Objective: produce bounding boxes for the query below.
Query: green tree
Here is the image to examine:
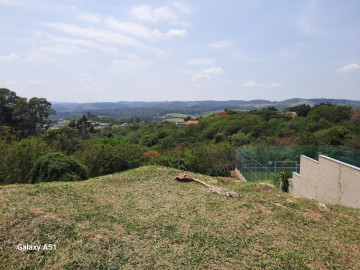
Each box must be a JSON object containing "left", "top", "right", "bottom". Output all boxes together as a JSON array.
[
  {"left": 75, "top": 114, "right": 90, "bottom": 139},
  {"left": 185, "top": 143, "right": 235, "bottom": 176},
  {"left": 76, "top": 143, "right": 147, "bottom": 177},
  {"left": 30, "top": 153, "right": 87, "bottom": 183},
  {"left": 0, "top": 137, "right": 53, "bottom": 184},
  {"left": 307, "top": 104, "right": 352, "bottom": 123},
  {"left": 0, "top": 88, "right": 19, "bottom": 126},
  {"left": 12, "top": 97, "right": 55, "bottom": 136},
  {"left": 44, "top": 127, "right": 81, "bottom": 155},
  {"left": 286, "top": 104, "right": 312, "bottom": 117}
]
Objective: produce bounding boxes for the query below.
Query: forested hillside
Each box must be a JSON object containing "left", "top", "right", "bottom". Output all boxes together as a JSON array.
[
  {"left": 1, "top": 88, "right": 359, "bottom": 185},
  {"left": 51, "top": 98, "right": 360, "bottom": 121}
]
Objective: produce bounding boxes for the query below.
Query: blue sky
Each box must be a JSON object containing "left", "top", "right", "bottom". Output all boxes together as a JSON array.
[{"left": 0, "top": 0, "right": 359, "bottom": 102}]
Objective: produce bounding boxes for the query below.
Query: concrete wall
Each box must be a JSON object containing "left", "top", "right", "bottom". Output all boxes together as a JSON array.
[{"left": 289, "top": 155, "right": 360, "bottom": 209}]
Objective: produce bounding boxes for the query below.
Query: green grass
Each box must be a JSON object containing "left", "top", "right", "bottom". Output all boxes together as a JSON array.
[
  {"left": 241, "top": 171, "right": 283, "bottom": 188},
  {"left": 154, "top": 113, "right": 198, "bottom": 122},
  {"left": 1, "top": 166, "right": 359, "bottom": 269}
]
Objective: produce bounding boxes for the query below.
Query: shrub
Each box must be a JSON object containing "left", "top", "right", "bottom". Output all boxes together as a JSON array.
[
  {"left": 43, "top": 127, "right": 81, "bottom": 155},
  {"left": 30, "top": 153, "right": 87, "bottom": 183},
  {"left": 75, "top": 143, "right": 147, "bottom": 177},
  {"left": 0, "top": 137, "right": 53, "bottom": 184},
  {"left": 153, "top": 149, "right": 190, "bottom": 171},
  {"left": 275, "top": 171, "right": 292, "bottom": 192},
  {"left": 185, "top": 143, "right": 235, "bottom": 176}
]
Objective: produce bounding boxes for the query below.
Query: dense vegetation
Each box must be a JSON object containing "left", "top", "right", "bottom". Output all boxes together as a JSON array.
[
  {"left": 51, "top": 98, "right": 360, "bottom": 121},
  {"left": 30, "top": 153, "right": 87, "bottom": 184},
  {"left": 0, "top": 88, "right": 55, "bottom": 137},
  {"left": 1, "top": 88, "right": 360, "bottom": 185}
]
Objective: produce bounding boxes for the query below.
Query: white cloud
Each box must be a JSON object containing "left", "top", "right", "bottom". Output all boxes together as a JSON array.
[
  {"left": 105, "top": 17, "right": 162, "bottom": 40},
  {"left": 242, "top": 80, "right": 262, "bottom": 87},
  {"left": 26, "top": 43, "right": 89, "bottom": 61},
  {"left": 105, "top": 17, "right": 186, "bottom": 39},
  {"left": 210, "top": 40, "right": 232, "bottom": 49},
  {"left": 27, "top": 80, "right": 42, "bottom": 85},
  {"left": 269, "top": 82, "right": 283, "bottom": 88},
  {"left": 131, "top": 5, "right": 177, "bottom": 23},
  {"left": 110, "top": 54, "right": 152, "bottom": 74},
  {"left": 203, "top": 67, "right": 224, "bottom": 74},
  {"left": 242, "top": 80, "right": 283, "bottom": 88},
  {"left": 45, "top": 22, "right": 165, "bottom": 55},
  {"left": 79, "top": 13, "right": 101, "bottom": 24},
  {"left": 192, "top": 74, "right": 211, "bottom": 80},
  {"left": 192, "top": 67, "right": 224, "bottom": 80},
  {"left": 45, "top": 22, "right": 144, "bottom": 48},
  {"left": 166, "top": 29, "right": 186, "bottom": 38},
  {"left": 46, "top": 36, "right": 119, "bottom": 54},
  {"left": 0, "top": 53, "right": 19, "bottom": 61},
  {"left": 187, "top": 58, "right": 215, "bottom": 65},
  {"left": 172, "top": 2, "right": 192, "bottom": 13},
  {"left": 337, "top": 63, "right": 360, "bottom": 73}
]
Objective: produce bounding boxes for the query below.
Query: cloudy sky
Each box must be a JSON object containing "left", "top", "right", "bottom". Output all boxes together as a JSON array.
[{"left": 0, "top": 0, "right": 359, "bottom": 102}]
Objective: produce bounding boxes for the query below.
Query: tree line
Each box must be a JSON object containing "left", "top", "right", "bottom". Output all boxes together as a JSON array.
[{"left": 1, "top": 88, "right": 359, "bottom": 185}]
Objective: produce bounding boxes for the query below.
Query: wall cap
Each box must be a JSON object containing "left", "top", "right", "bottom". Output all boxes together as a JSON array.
[
  {"left": 318, "top": 155, "right": 360, "bottom": 171},
  {"left": 300, "top": 155, "right": 318, "bottom": 163}
]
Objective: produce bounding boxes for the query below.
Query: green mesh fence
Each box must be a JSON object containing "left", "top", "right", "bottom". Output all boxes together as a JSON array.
[{"left": 236, "top": 145, "right": 360, "bottom": 182}]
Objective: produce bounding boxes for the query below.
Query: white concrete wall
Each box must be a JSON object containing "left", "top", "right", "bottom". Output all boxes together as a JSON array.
[{"left": 289, "top": 155, "right": 360, "bottom": 209}]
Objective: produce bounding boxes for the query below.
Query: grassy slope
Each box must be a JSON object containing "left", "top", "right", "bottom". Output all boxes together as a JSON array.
[{"left": 0, "top": 166, "right": 359, "bottom": 269}]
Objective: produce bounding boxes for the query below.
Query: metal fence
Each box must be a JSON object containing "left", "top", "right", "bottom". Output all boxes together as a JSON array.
[
  {"left": 236, "top": 145, "right": 360, "bottom": 182},
  {"left": 236, "top": 148, "right": 276, "bottom": 181}
]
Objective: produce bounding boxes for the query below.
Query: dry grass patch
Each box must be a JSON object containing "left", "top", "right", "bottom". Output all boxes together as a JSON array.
[{"left": 1, "top": 166, "right": 359, "bottom": 269}]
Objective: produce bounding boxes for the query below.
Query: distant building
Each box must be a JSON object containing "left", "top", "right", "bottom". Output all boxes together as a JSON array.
[
  {"left": 90, "top": 122, "right": 110, "bottom": 127},
  {"left": 186, "top": 120, "right": 199, "bottom": 125},
  {"left": 49, "top": 119, "right": 70, "bottom": 129},
  {"left": 218, "top": 111, "right": 227, "bottom": 115},
  {"left": 351, "top": 111, "right": 360, "bottom": 122},
  {"left": 176, "top": 121, "right": 187, "bottom": 125},
  {"left": 284, "top": 111, "right": 297, "bottom": 118}
]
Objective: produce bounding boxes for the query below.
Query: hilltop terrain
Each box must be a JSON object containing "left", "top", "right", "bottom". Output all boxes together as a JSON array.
[
  {"left": 51, "top": 98, "right": 360, "bottom": 121},
  {"left": 1, "top": 166, "right": 359, "bottom": 269}
]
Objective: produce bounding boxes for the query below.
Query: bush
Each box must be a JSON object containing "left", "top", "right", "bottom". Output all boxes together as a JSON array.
[
  {"left": 185, "top": 143, "right": 235, "bottom": 176},
  {"left": 152, "top": 149, "right": 190, "bottom": 171},
  {"left": 75, "top": 143, "right": 147, "bottom": 177},
  {"left": 0, "top": 137, "right": 53, "bottom": 184},
  {"left": 30, "top": 153, "right": 87, "bottom": 183},
  {"left": 275, "top": 171, "right": 292, "bottom": 192}
]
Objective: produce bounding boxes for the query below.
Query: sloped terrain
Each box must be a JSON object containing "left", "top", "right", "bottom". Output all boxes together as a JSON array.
[{"left": 1, "top": 166, "right": 359, "bottom": 269}]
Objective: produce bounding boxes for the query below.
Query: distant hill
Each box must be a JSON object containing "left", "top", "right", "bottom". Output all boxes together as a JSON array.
[{"left": 50, "top": 98, "right": 360, "bottom": 120}]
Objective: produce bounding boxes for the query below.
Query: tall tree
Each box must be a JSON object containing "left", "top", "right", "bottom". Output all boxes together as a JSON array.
[
  {"left": 13, "top": 97, "right": 55, "bottom": 136},
  {"left": 0, "top": 89, "right": 55, "bottom": 136},
  {"left": 0, "top": 88, "right": 19, "bottom": 126}
]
